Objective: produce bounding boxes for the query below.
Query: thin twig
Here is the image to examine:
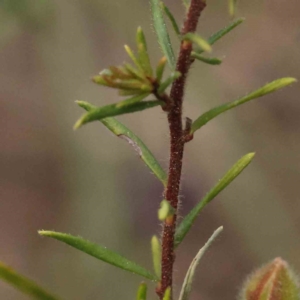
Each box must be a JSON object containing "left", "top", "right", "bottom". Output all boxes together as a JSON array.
[{"left": 157, "top": 1, "right": 207, "bottom": 299}]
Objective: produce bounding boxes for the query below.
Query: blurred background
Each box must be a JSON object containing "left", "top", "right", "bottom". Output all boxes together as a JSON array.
[{"left": 1, "top": 0, "right": 300, "bottom": 299}]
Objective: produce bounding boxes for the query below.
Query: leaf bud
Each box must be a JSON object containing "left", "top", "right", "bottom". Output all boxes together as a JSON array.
[{"left": 239, "top": 257, "right": 300, "bottom": 300}]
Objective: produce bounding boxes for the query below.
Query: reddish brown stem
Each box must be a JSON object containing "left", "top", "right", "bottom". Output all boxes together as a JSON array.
[{"left": 157, "top": 1, "right": 207, "bottom": 299}]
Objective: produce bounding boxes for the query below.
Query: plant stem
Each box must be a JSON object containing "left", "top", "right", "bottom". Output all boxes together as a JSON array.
[{"left": 158, "top": 1, "right": 207, "bottom": 299}]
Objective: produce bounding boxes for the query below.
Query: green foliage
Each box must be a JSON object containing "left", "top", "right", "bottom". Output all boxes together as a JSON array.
[
  {"left": 183, "top": 33, "right": 212, "bottom": 52},
  {"left": 115, "top": 93, "right": 151, "bottom": 107},
  {"left": 156, "top": 57, "right": 167, "bottom": 83},
  {"left": 151, "top": 236, "right": 162, "bottom": 278},
  {"left": 39, "top": 231, "right": 158, "bottom": 281},
  {"left": 136, "top": 27, "right": 153, "bottom": 77},
  {"left": 229, "top": 0, "right": 238, "bottom": 17},
  {"left": 136, "top": 283, "right": 148, "bottom": 300},
  {"left": 158, "top": 200, "right": 175, "bottom": 221},
  {"left": 163, "top": 287, "right": 171, "bottom": 300},
  {"left": 178, "top": 227, "right": 223, "bottom": 300},
  {"left": 190, "top": 18, "right": 244, "bottom": 65},
  {"left": 182, "top": 0, "right": 190, "bottom": 11},
  {"left": 0, "top": 262, "right": 60, "bottom": 300},
  {"left": 74, "top": 100, "right": 163, "bottom": 129},
  {"left": 0, "top": 1, "right": 297, "bottom": 299},
  {"left": 175, "top": 153, "right": 255, "bottom": 247},
  {"left": 88, "top": 26, "right": 172, "bottom": 102},
  {"left": 207, "top": 18, "right": 245, "bottom": 47},
  {"left": 151, "top": 0, "right": 176, "bottom": 69},
  {"left": 190, "top": 78, "right": 297, "bottom": 135},
  {"left": 191, "top": 52, "right": 222, "bottom": 65},
  {"left": 160, "top": 2, "right": 180, "bottom": 37},
  {"left": 76, "top": 101, "right": 167, "bottom": 186}
]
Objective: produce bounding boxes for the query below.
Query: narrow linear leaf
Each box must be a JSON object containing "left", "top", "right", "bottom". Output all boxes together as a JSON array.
[
  {"left": 124, "top": 45, "right": 148, "bottom": 77},
  {"left": 151, "top": 236, "right": 162, "bottom": 278},
  {"left": 0, "top": 261, "right": 61, "bottom": 300},
  {"left": 124, "top": 45, "right": 144, "bottom": 73},
  {"left": 109, "top": 66, "right": 132, "bottom": 79},
  {"left": 208, "top": 17, "right": 244, "bottom": 46},
  {"left": 183, "top": 33, "right": 212, "bottom": 53},
  {"left": 99, "top": 68, "right": 113, "bottom": 76},
  {"left": 74, "top": 100, "right": 163, "bottom": 129},
  {"left": 163, "top": 287, "right": 171, "bottom": 300},
  {"left": 156, "top": 56, "right": 167, "bottom": 83},
  {"left": 136, "top": 282, "right": 147, "bottom": 300},
  {"left": 136, "top": 27, "right": 153, "bottom": 77},
  {"left": 178, "top": 227, "right": 223, "bottom": 300},
  {"left": 76, "top": 101, "right": 168, "bottom": 186},
  {"left": 93, "top": 74, "right": 112, "bottom": 87},
  {"left": 39, "top": 231, "right": 158, "bottom": 281},
  {"left": 151, "top": 0, "right": 176, "bottom": 69},
  {"left": 175, "top": 153, "right": 255, "bottom": 247},
  {"left": 229, "top": 0, "right": 238, "bottom": 17},
  {"left": 195, "top": 18, "right": 245, "bottom": 57},
  {"left": 182, "top": 0, "right": 189, "bottom": 10},
  {"left": 119, "top": 89, "right": 148, "bottom": 97},
  {"left": 116, "top": 93, "right": 150, "bottom": 108},
  {"left": 160, "top": 2, "right": 180, "bottom": 37},
  {"left": 191, "top": 78, "right": 297, "bottom": 134},
  {"left": 123, "top": 63, "right": 147, "bottom": 81},
  {"left": 114, "top": 79, "right": 149, "bottom": 91},
  {"left": 158, "top": 71, "right": 181, "bottom": 94},
  {"left": 191, "top": 52, "right": 222, "bottom": 65},
  {"left": 193, "top": 17, "right": 245, "bottom": 61},
  {"left": 93, "top": 74, "right": 150, "bottom": 91}
]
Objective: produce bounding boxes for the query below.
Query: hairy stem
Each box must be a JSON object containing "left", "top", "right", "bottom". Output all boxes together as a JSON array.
[{"left": 157, "top": 1, "right": 207, "bottom": 299}]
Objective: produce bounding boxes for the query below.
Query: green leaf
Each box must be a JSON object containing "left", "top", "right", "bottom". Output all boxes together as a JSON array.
[
  {"left": 39, "top": 231, "right": 158, "bottom": 281},
  {"left": 114, "top": 79, "right": 150, "bottom": 91},
  {"left": 151, "top": 236, "right": 161, "bottom": 278},
  {"left": 116, "top": 93, "right": 150, "bottom": 108},
  {"left": 207, "top": 18, "right": 245, "bottom": 46},
  {"left": 74, "top": 100, "right": 163, "bottom": 129},
  {"left": 136, "top": 27, "right": 153, "bottom": 77},
  {"left": 191, "top": 52, "right": 222, "bottom": 65},
  {"left": 0, "top": 261, "right": 61, "bottom": 300},
  {"left": 118, "top": 89, "right": 147, "bottom": 97},
  {"left": 229, "top": 0, "right": 238, "bottom": 17},
  {"left": 76, "top": 101, "right": 168, "bottom": 186},
  {"left": 124, "top": 45, "right": 144, "bottom": 73},
  {"left": 195, "top": 18, "right": 245, "bottom": 57},
  {"left": 151, "top": 0, "right": 176, "bottom": 69},
  {"left": 93, "top": 75, "right": 149, "bottom": 90},
  {"left": 158, "top": 71, "right": 181, "bottom": 94},
  {"left": 175, "top": 153, "right": 255, "bottom": 247},
  {"left": 109, "top": 66, "right": 132, "bottom": 80},
  {"left": 182, "top": 0, "right": 189, "bottom": 10},
  {"left": 156, "top": 56, "right": 167, "bottom": 83},
  {"left": 190, "top": 78, "right": 297, "bottom": 135},
  {"left": 136, "top": 282, "right": 147, "bottom": 300},
  {"left": 182, "top": 0, "right": 190, "bottom": 10},
  {"left": 163, "top": 287, "right": 171, "bottom": 300},
  {"left": 158, "top": 200, "right": 175, "bottom": 221},
  {"left": 178, "top": 227, "right": 223, "bottom": 300},
  {"left": 123, "top": 63, "right": 147, "bottom": 81},
  {"left": 160, "top": 2, "right": 180, "bottom": 37},
  {"left": 183, "top": 33, "right": 212, "bottom": 53}
]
